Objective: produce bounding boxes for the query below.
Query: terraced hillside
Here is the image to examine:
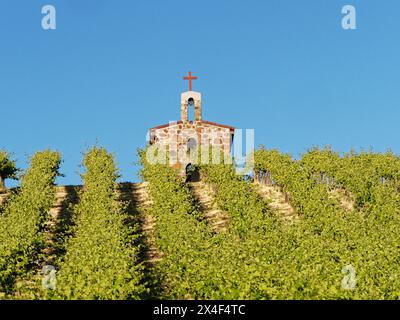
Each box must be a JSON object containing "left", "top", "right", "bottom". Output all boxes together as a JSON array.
[
  {"left": 1, "top": 146, "right": 400, "bottom": 299},
  {"left": 188, "top": 181, "right": 229, "bottom": 233}
]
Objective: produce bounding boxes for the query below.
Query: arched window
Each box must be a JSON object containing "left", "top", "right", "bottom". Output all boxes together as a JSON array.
[{"left": 187, "top": 138, "right": 197, "bottom": 153}]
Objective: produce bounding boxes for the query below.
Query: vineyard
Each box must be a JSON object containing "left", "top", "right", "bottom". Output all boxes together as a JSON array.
[{"left": 0, "top": 146, "right": 400, "bottom": 299}]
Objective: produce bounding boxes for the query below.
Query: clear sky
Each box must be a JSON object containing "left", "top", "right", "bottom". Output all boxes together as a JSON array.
[{"left": 1, "top": 0, "right": 399, "bottom": 186}]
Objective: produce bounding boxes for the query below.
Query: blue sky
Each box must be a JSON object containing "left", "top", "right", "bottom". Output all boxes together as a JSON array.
[{"left": 1, "top": 0, "right": 399, "bottom": 186}]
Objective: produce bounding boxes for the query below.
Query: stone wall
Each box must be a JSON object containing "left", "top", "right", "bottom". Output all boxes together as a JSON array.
[{"left": 150, "top": 121, "right": 233, "bottom": 172}]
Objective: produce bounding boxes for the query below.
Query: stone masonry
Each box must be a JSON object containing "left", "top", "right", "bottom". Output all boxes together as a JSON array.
[{"left": 149, "top": 89, "right": 235, "bottom": 173}]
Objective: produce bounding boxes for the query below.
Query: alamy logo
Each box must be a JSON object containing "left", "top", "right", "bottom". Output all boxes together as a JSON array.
[
  {"left": 146, "top": 127, "right": 254, "bottom": 175},
  {"left": 41, "top": 5, "right": 56, "bottom": 30},
  {"left": 341, "top": 264, "right": 357, "bottom": 290},
  {"left": 341, "top": 5, "right": 357, "bottom": 30},
  {"left": 41, "top": 265, "right": 57, "bottom": 290}
]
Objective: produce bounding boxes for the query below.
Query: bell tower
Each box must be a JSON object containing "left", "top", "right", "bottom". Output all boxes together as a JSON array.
[
  {"left": 180, "top": 91, "right": 202, "bottom": 122},
  {"left": 181, "top": 71, "right": 201, "bottom": 122}
]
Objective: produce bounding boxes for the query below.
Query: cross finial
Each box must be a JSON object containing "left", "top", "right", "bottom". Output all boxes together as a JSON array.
[{"left": 183, "top": 71, "right": 197, "bottom": 91}]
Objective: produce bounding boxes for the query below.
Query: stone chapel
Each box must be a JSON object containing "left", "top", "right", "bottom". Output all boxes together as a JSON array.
[{"left": 148, "top": 71, "right": 235, "bottom": 174}]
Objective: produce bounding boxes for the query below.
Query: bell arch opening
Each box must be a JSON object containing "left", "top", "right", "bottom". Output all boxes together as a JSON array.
[{"left": 187, "top": 98, "right": 195, "bottom": 121}]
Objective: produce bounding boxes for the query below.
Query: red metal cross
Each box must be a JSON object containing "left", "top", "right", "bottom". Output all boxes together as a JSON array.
[{"left": 183, "top": 71, "right": 197, "bottom": 91}]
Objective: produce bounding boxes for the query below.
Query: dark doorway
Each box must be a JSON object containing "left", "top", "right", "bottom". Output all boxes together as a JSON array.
[{"left": 185, "top": 163, "right": 200, "bottom": 182}]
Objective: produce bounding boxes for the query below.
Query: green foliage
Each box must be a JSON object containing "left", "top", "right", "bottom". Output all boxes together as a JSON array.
[
  {"left": 300, "top": 146, "right": 400, "bottom": 209},
  {"left": 255, "top": 147, "right": 341, "bottom": 219},
  {"left": 139, "top": 148, "right": 215, "bottom": 298},
  {"left": 55, "top": 147, "right": 145, "bottom": 300},
  {"left": 140, "top": 148, "right": 290, "bottom": 299},
  {"left": 0, "top": 150, "right": 19, "bottom": 190},
  {"left": 252, "top": 147, "right": 400, "bottom": 299},
  {"left": 1, "top": 145, "right": 399, "bottom": 299},
  {"left": 0, "top": 150, "right": 61, "bottom": 295},
  {"left": 200, "top": 161, "right": 277, "bottom": 237}
]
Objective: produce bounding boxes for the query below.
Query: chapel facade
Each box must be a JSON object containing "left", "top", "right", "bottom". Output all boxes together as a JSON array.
[{"left": 148, "top": 71, "right": 235, "bottom": 174}]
